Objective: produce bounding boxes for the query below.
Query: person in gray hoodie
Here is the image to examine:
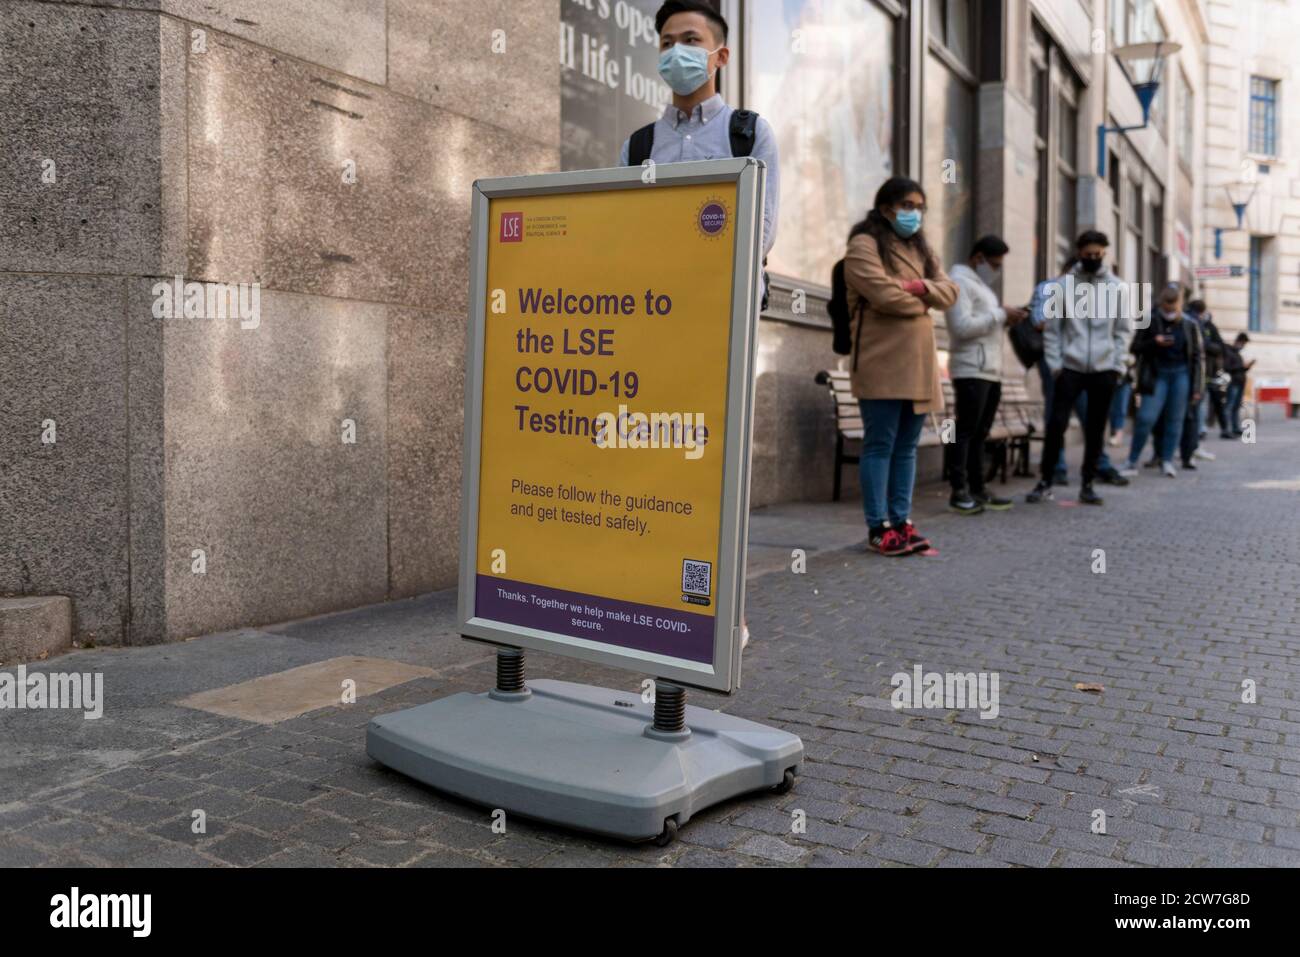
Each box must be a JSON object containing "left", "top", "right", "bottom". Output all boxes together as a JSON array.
[
  {"left": 944, "top": 236, "right": 1028, "bottom": 514},
  {"left": 1027, "top": 230, "right": 1133, "bottom": 506}
]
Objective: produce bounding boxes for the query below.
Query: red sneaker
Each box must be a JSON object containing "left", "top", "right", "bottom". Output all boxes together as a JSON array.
[
  {"left": 869, "top": 526, "right": 910, "bottom": 557},
  {"left": 898, "top": 521, "right": 931, "bottom": 554}
]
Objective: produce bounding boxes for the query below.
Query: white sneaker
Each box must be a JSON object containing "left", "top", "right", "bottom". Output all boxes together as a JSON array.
[
  {"left": 1194, "top": 448, "right": 1216, "bottom": 461},
  {"left": 1108, "top": 432, "right": 1124, "bottom": 446},
  {"left": 1118, "top": 465, "right": 1139, "bottom": 478},
  {"left": 1161, "top": 461, "right": 1177, "bottom": 478}
]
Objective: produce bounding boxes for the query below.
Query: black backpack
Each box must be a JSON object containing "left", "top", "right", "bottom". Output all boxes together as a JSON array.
[
  {"left": 827, "top": 258, "right": 857, "bottom": 356},
  {"left": 1007, "top": 316, "right": 1043, "bottom": 370},
  {"left": 627, "top": 109, "right": 760, "bottom": 166},
  {"left": 627, "top": 110, "right": 768, "bottom": 309},
  {"left": 828, "top": 244, "right": 874, "bottom": 365}
]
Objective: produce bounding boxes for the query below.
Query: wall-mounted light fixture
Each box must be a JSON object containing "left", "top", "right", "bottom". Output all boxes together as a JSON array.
[
  {"left": 1096, "top": 40, "right": 1182, "bottom": 178},
  {"left": 1215, "top": 180, "right": 1258, "bottom": 259}
]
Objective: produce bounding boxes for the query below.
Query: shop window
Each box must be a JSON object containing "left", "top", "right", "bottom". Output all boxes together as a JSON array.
[
  {"left": 924, "top": 51, "right": 975, "bottom": 270},
  {"left": 560, "top": 0, "right": 670, "bottom": 172},
  {"left": 748, "top": 0, "right": 899, "bottom": 284},
  {"left": 931, "top": 0, "right": 973, "bottom": 70}
]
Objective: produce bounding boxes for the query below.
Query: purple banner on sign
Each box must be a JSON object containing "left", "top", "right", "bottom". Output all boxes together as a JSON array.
[{"left": 474, "top": 575, "right": 716, "bottom": 663}]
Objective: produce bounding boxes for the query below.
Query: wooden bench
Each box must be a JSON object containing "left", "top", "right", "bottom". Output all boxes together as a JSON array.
[
  {"left": 998, "top": 379, "right": 1043, "bottom": 477},
  {"left": 815, "top": 369, "right": 1040, "bottom": 500},
  {"left": 812, "top": 369, "right": 864, "bottom": 502}
]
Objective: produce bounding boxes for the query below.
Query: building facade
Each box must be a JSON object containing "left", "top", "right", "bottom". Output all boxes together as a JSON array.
[
  {"left": 1198, "top": 0, "right": 1300, "bottom": 385},
  {"left": 4, "top": 0, "right": 1291, "bottom": 649}
]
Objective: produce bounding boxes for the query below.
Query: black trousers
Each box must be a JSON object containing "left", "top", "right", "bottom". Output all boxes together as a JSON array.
[
  {"left": 1181, "top": 398, "right": 1200, "bottom": 464},
  {"left": 947, "top": 378, "right": 1001, "bottom": 493},
  {"left": 1039, "top": 369, "right": 1116, "bottom": 485},
  {"left": 1207, "top": 385, "right": 1227, "bottom": 431}
]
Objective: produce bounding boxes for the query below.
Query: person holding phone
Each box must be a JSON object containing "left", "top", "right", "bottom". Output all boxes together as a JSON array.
[
  {"left": 1120, "top": 285, "right": 1204, "bottom": 478},
  {"left": 943, "top": 235, "right": 1026, "bottom": 515},
  {"left": 1221, "top": 332, "right": 1254, "bottom": 437}
]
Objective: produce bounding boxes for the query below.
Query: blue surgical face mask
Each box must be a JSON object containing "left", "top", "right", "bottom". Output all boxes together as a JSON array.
[
  {"left": 892, "top": 209, "right": 922, "bottom": 238},
  {"left": 658, "top": 43, "right": 720, "bottom": 96}
]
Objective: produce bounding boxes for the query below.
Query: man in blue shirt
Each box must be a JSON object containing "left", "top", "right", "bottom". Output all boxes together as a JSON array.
[
  {"left": 620, "top": 3, "right": 779, "bottom": 650},
  {"left": 619, "top": 1, "right": 779, "bottom": 268}
]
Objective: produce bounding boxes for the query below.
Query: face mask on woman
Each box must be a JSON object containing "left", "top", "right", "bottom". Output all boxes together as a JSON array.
[
  {"left": 892, "top": 208, "right": 922, "bottom": 238},
  {"left": 657, "top": 43, "right": 721, "bottom": 96}
]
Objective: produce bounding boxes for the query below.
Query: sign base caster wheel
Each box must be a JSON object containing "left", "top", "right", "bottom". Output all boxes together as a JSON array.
[
  {"left": 771, "top": 768, "right": 796, "bottom": 795},
  {"left": 654, "top": 817, "right": 679, "bottom": 847}
]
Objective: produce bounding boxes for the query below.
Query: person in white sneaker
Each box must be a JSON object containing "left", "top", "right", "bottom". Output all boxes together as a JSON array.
[
  {"left": 1122, "top": 285, "right": 1203, "bottom": 479},
  {"left": 943, "top": 234, "right": 1028, "bottom": 515}
]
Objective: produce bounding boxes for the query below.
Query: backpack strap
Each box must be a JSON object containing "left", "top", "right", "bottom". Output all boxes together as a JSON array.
[
  {"left": 729, "top": 109, "right": 758, "bottom": 157},
  {"left": 847, "top": 234, "right": 877, "bottom": 372},
  {"left": 628, "top": 122, "right": 656, "bottom": 167},
  {"left": 850, "top": 297, "right": 867, "bottom": 372}
]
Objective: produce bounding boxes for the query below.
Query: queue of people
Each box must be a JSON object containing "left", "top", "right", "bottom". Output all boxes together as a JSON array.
[{"left": 836, "top": 190, "right": 1255, "bottom": 556}]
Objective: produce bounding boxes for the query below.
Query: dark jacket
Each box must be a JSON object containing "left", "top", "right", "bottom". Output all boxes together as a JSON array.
[
  {"left": 1196, "top": 313, "right": 1226, "bottom": 378},
  {"left": 1131, "top": 311, "right": 1204, "bottom": 396},
  {"left": 1222, "top": 342, "right": 1249, "bottom": 385}
]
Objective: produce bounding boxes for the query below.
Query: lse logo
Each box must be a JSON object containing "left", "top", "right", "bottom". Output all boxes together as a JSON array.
[{"left": 500, "top": 212, "right": 523, "bottom": 243}]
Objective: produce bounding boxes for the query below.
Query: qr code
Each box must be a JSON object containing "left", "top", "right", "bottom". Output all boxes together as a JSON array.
[{"left": 681, "top": 559, "right": 712, "bottom": 596}]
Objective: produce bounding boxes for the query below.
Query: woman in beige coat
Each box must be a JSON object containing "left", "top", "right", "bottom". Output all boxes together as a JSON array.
[{"left": 843, "top": 177, "right": 958, "bottom": 556}]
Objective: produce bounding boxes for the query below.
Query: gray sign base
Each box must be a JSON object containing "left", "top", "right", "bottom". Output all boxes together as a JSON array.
[{"left": 366, "top": 678, "right": 804, "bottom": 844}]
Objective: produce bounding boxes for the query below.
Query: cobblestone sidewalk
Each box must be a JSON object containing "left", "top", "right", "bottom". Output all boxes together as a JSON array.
[{"left": 2, "top": 417, "right": 1299, "bottom": 867}]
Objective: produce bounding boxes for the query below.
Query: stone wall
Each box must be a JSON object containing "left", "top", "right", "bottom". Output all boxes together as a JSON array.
[{"left": 1, "top": 0, "right": 561, "bottom": 644}]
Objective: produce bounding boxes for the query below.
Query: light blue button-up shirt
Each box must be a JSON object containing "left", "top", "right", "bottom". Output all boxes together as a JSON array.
[{"left": 619, "top": 94, "right": 779, "bottom": 261}]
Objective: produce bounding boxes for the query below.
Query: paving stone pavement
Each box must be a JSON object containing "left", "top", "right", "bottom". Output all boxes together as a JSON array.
[{"left": 2, "top": 415, "right": 1298, "bottom": 867}]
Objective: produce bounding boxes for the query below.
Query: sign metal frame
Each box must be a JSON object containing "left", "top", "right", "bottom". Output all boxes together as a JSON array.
[{"left": 456, "top": 159, "right": 766, "bottom": 694}]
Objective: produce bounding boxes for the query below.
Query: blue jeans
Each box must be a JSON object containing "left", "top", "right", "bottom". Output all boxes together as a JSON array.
[
  {"left": 1128, "top": 366, "right": 1190, "bottom": 465},
  {"left": 1110, "top": 380, "right": 1131, "bottom": 433},
  {"left": 858, "top": 399, "right": 925, "bottom": 529},
  {"left": 1039, "top": 359, "right": 1114, "bottom": 476},
  {"left": 1225, "top": 382, "right": 1244, "bottom": 433}
]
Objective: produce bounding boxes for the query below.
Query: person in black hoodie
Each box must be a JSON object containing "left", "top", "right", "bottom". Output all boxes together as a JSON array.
[
  {"left": 1176, "top": 298, "right": 1217, "bottom": 469},
  {"left": 1187, "top": 300, "right": 1229, "bottom": 436},
  {"left": 1221, "top": 332, "right": 1255, "bottom": 437},
  {"left": 1121, "top": 285, "right": 1204, "bottom": 478}
]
